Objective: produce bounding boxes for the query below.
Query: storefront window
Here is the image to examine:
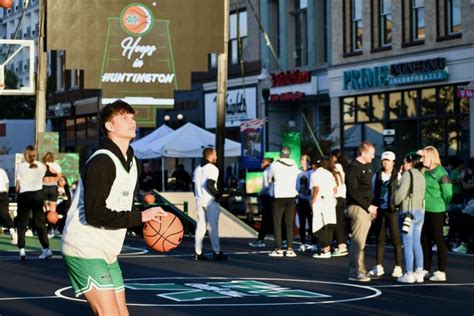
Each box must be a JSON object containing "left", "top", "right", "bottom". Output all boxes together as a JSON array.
[
  {"left": 87, "top": 116, "right": 98, "bottom": 139},
  {"left": 388, "top": 92, "right": 402, "bottom": 119},
  {"left": 447, "top": 118, "right": 459, "bottom": 156},
  {"left": 420, "top": 88, "right": 436, "bottom": 116},
  {"left": 421, "top": 118, "right": 446, "bottom": 154},
  {"left": 365, "top": 123, "right": 384, "bottom": 153},
  {"left": 402, "top": 90, "right": 417, "bottom": 118},
  {"left": 343, "top": 97, "right": 356, "bottom": 123},
  {"left": 371, "top": 93, "right": 385, "bottom": 120},
  {"left": 76, "top": 117, "right": 86, "bottom": 140},
  {"left": 66, "top": 119, "right": 74, "bottom": 143},
  {"left": 357, "top": 96, "right": 370, "bottom": 122},
  {"left": 344, "top": 124, "right": 360, "bottom": 149},
  {"left": 460, "top": 96, "right": 469, "bottom": 114},
  {"left": 439, "top": 86, "right": 454, "bottom": 114}
]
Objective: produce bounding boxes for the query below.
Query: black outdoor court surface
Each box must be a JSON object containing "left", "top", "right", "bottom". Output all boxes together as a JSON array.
[{"left": 0, "top": 235, "right": 473, "bottom": 316}]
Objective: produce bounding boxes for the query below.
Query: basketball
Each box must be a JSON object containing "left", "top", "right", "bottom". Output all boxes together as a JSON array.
[
  {"left": 47, "top": 211, "right": 59, "bottom": 225},
  {"left": 143, "top": 193, "right": 156, "bottom": 205},
  {"left": 143, "top": 213, "right": 183, "bottom": 252},
  {"left": 121, "top": 5, "right": 153, "bottom": 35},
  {"left": 1, "top": 0, "right": 13, "bottom": 9}
]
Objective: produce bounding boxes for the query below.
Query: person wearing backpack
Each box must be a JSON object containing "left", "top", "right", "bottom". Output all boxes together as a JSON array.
[{"left": 394, "top": 152, "right": 426, "bottom": 283}]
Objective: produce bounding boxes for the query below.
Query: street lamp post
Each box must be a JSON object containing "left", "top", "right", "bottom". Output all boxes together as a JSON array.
[{"left": 258, "top": 68, "right": 272, "bottom": 151}]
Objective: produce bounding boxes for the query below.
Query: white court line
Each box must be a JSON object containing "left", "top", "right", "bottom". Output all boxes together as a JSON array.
[
  {"left": 372, "top": 283, "right": 474, "bottom": 288},
  {"left": 0, "top": 295, "right": 59, "bottom": 301}
]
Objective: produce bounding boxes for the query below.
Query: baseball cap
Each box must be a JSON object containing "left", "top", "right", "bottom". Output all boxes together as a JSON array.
[{"left": 381, "top": 151, "right": 396, "bottom": 161}]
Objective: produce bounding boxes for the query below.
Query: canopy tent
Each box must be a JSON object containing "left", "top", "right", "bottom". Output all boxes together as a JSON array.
[
  {"left": 133, "top": 122, "right": 241, "bottom": 159},
  {"left": 131, "top": 122, "right": 241, "bottom": 191},
  {"left": 131, "top": 124, "right": 174, "bottom": 155}
]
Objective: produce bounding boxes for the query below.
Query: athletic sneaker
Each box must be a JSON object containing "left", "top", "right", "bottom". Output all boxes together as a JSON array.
[
  {"left": 414, "top": 269, "right": 425, "bottom": 283},
  {"left": 298, "top": 244, "right": 306, "bottom": 252},
  {"left": 397, "top": 273, "right": 415, "bottom": 284},
  {"left": 285, "top": 249, "right": 297, "bottom": 257},
  {"left": 193, "top": 253, "right": 208, "bottom": 261},
  {"left": 48, "top": 230, "right": 55, "bottom": 239},
  {"left": 25, "top": 229, "right": 33, "bottom": 237},
  {"left": 348, "top": 273, "right": 371, "bottom": 282},
  {"left": 429, "top": 271, "right": 446, "bottom": 282},
  {"left": 19, "top": 248, "right": 26, "bottom": 261},
  {"left": 331, "top": 248, "right": 348, "bottom": 257},
  {"left": 392, "top": 265, "right": 403, "bottom": 278},
  {"left": 10, "top": 229, "right": 17, "bottom": 245},
  {"left": 312, "top": 251, "right": 331, "bottom": 259},
  {"left": 432, "top": 245, "right": 438, "bottom": 251},
  {"left": 368, "top": 265, "right": 385, "bottom": 277},
  {"left": 38, "top": 248, "right": 53, "bottom": 259},
  {"left": 213, "top": 251, "right": 228, "bottom": 261},
  {"left": 452, "top": 244, "right": 468, "bottom": 254},
  {"left": 268, "top": 249, "right": 284, "bottom": 257},
  {"left": 422, "top": 270, "right": 431, "bottom": 280},
  {"left": 248, "top": 240, "right": 266, "bottom": 248}
]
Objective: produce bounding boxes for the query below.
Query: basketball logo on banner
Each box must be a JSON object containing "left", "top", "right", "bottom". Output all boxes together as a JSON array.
[{"left": 121, "top": 4, "right": 154, "bottom": 36}]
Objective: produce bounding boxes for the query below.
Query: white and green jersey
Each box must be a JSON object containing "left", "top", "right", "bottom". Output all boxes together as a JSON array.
[{"left": 62, "top": 149, "right": 138, "bottom": 264}]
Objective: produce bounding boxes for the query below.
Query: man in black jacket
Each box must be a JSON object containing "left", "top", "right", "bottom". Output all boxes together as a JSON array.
[
  {"left": 346, "top": 141, "right": 378, "bottom": 282},
  {"left": 369, "top": 151, "right": 403, "bottom": 279}
]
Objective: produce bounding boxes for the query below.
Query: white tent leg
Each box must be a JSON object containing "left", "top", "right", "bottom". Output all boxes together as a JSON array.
[{"left": 161, "top": 157, "right": 165, "bottom": 192}]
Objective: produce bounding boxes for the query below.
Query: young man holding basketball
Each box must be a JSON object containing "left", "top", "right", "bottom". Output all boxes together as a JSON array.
[
  {"left": 61, "top": 100, "right": 167, "bottom": 316},
  {"left": 193, "top": 147, "right": 227, "bottom": 261}
]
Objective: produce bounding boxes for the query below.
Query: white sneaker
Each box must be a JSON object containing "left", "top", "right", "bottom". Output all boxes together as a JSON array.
[
  {"left": 414, "top": 269, "right": 425, "bottom": 283},
  {"left": 392, "top": 265, "right": 403, "bottom": 278},
  {"left": 429, "top": 271, "right": 446, "bottom": 282},
  {"left": 312, "top": 251, "right": 331, "bottom": 259},
  {"left": 432, "top": 245, "right": 438, "bottom": 251},
  {"left": 25, "top": 229, "right": 33, "bottom": 237},
  {"left": 298, "top": 244, "right": 306, "bottom": 252},
  {"left": 10, "top": 229, "right": 18, "bottom": 245},
  {"left": 368, "top": 265, "right": 385, "bottom": 277},
  {"left": 48, "top": 231, "right": 55, "bottom": 239},
  {"left": 249, "top": 240, "right": 266, "bottom": 248},
  {"left": 38, "top": 248, "right": 53, "bottom": 259},
  {"left": 452, "top": 244, "right": 468, "bottom": 254},
  {"left": 268, "top": 249, "right": 284, "bottom": 257},
  {"left": 285, "top": 249, "right": 297, "bottom": 257},
  {"left": 397, "top": 273, "right": 415, "bottom": 283},
  {"left": 19, "top": 248, "right": 26, "bottom": 260}
]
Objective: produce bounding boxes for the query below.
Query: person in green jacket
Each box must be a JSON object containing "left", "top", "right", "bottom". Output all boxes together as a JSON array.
[{"left": 420, "top": 146, "right": 453, "bottom": 282}]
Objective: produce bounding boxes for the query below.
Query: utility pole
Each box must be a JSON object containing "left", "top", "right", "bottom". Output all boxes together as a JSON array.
[
  {"left": 35, "top": 0, "right": 47, "bottom": 142},
  {"left": 216, "top": 0, "right": 229, "bottom": 187}
]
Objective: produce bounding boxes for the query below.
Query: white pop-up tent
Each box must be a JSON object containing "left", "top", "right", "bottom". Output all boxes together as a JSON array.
[
  {"left": 134, "top": 122, "right": 241, "bottom": 159},
  {"left": 132, "top": 122, "right": 241, "bottom": 190},
  {"left": 131, "top": 124, "right": 174, "bottom": 156}
]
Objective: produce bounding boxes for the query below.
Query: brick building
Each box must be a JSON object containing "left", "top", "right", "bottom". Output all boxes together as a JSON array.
[{"left": 328, "top": 0, "right": 474, "bottom": 160}]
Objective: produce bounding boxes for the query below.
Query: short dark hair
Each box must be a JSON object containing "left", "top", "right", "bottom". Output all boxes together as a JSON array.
[
  {"left": 99, "top": 100, "right": 135, "bottom": 135},
  {"left": 202, "top": 147, "right": 216, "bottom": 159},
  {"left": 280, "top": 146, "right": 291, "bottom": 158}
]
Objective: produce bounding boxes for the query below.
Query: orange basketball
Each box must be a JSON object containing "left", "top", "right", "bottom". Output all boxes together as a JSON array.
[
  {"left": 143, "top": 193, "right": 156, "bottom": 205},
  {"left": 1, "top": 0, "right": 13, "bottom": 9},
  {"left": 143, "top": 213, "right": 183, "bottom": 252},
  {"left": 121, "top": 5, "right": 153, "bottom": 35},
  {"left": 47, "top": 211, "right": 59, "bottom": 224}
]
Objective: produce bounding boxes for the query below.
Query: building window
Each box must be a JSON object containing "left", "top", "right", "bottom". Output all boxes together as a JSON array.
[
  {"left": 269, "top": 0, "right": 280, "bottom": 70},
  {"left": 229, "top": 10, "right": 247, "bottom": 65},
  {"left": 379, "top": 0, "right": 392, "bottom": 46},
  {"left": 447, "top": 0, "right": 461, "bottom": 34},
  {"left": 56, "top": 51, "right": 65, "bottom": 92},
  {"left": 352, "top": 0, "right": 363, "bottom": 51},
  {"left": 291, "top": 0, "right": 308, "bottom": 67},
  {"left": 71, "top": 70, "right": 80, "bottom": 89},
  {"left": 411, "top": 0, "right": 425, "bottom": 40}
]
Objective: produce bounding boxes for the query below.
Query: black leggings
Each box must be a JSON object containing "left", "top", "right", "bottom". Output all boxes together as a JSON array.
[
  {"left": 373, "top": 208, "right": 403, "bottom": 266},
  {"left": 334, "top": 197, "right": 347, "bottom": 245},
  {"left": 316, "top": 224, "right": 335, "bottom": 249},
  {"left": 273, "top": 198, "right": 295, "bottom": 250},
  {"left": 0, "top": 192, "right": 14, "bottom": 229},
  {"left": 16, "top": 190, "right": 49, "bottom": 249},
  {"left": 257, "top": 194, "right": 273, "bottom": 241},
  {"left": 422, "top": 212, "right": 448, "bottom": 272},
  {"left": 296, "top": 199, "right": 313, "bottom": 244}
]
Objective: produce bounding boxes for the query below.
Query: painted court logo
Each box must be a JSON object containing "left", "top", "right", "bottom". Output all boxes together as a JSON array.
[
  {"left": 55, "top": 277, "right": 381, "bottom": 307},
  {"left": 120, "top": 3, "right": 154, "bottom": 36}
]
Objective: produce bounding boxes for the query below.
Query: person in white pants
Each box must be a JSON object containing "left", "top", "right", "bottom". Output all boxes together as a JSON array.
[{"left": 193, "top": 148, "right": 227, "bottom": 261}]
